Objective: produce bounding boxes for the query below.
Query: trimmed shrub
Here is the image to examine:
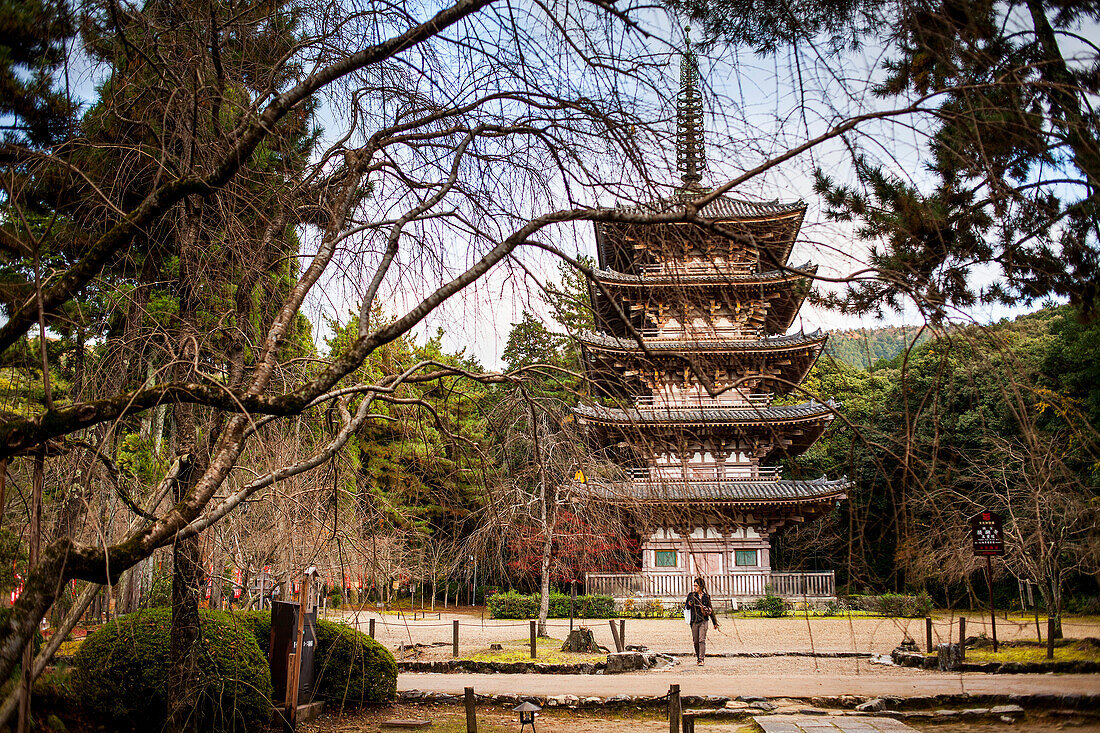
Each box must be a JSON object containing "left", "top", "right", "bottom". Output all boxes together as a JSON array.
[
  {"left": 754, "top": 593, "right": 789, "bottom": 617},
  {"left": 487, "top": 591, "right": 615, "bottom": 619},
  {"left": 848, "top": 592, "right": 932, "bottom": 618},
  {"left": 72, "top": 608, "right": 271, "bottom": 732},
  {"left": 233, "top": 610, "right": 395, "bottom": 707},
  {"left": 313, "top": 619, "right": 397, "bottom": 707}
]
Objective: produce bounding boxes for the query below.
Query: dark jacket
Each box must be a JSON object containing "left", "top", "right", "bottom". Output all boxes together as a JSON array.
[{"left": 686, "top": 591, "right": 718, "bottom": 626}]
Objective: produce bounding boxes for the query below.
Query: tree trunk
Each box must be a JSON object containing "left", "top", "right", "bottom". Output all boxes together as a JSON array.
[
  {"left": 167, "top": 454, "right": 202, "bottom": 733},
  {"left": 527, "top": 398, "right": 552, "bottom": 638},
  {"left": 166, "top": 205, "right": 205, "bottom": 733}
]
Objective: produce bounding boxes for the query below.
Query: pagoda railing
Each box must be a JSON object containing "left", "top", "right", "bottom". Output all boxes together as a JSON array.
[
  {"left": 634, "top": 393, "right": 772, "bottom": 409},
  {"left": 638, "top": 328, "right": 760, "bottom": 341},
  {"left": 625, "top": 466, "right": 782, "bottom": 482},
  {"left": 639, "top": 263, "right": 757, "bottom": 277},
  {"left": 584, "top": 571, "right": 835, "bottom": 600}
]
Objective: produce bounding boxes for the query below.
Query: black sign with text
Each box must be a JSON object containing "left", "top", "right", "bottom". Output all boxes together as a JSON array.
[{"left": 971, "top": 511, "right": 1005, "bottom": 556}]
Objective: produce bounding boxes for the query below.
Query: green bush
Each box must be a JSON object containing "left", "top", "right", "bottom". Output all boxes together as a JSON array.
[
  {"left": 487, "top": 591, "right": 616, "bottom": 619},
  {"left": 847, "top": 592, "right": 933, "bottom": 618},
  {"left": 72, "top": 608, "right": 271, "bottom": 732},
  {"left": 754, "top": 594, "right": 789, "bottom": 617},
  {"left": 313, "top": 619, "right": 396, "bottom": 707},
  {"left": 234, "top": 610, "right": 395, "bottom": 708}
]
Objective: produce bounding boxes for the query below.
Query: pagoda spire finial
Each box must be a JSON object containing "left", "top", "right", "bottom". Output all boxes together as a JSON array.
[{"left": 676, "top": 26, "right": 705, "bottom": 192}]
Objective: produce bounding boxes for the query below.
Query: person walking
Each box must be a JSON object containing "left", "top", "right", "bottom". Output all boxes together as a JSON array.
[{"left": 686, "top": 577, "right": 719, "bottom": 665}]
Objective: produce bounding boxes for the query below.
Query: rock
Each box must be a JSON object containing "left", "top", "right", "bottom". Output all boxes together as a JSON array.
[
  {"left": 937, "top": 643, "right": 963, "bottom": 671},
  {"left": 560, "top": 695, "right": 579, "bottom": 706},
  {"left": 934, "top": 710, "right": 959, "bottom": 718},
  {"left": 902, "top": 712, "right": 935, "bottom": 719},
  {"left": 724, "top": 700, "right": 750, "bottom": 710},
  {"left": 992, "top": 705, "right": 1025, "bottom": 715},
  {"left": 705, "top": 695, "right": 731, "bottom": 706},
  {"left": 961, "top": 708, "right": 990, "bottom": 716},
  {"left": 562, "top": 628, "right": 603, "bottom": 653},
  {"left": 799, "top": 708, "right": 828, "bottom": 715},
  {"left": 856, "top": 699, "right": 885, "bottom": 712},
  {"left": 1000, "top": 716, "right": 1017, "bottom": 724},
  {"left": 749, "top": 701, "right": 777, "bottom": 711},
  {"left": 582, "top": 697, "right": 602, "bottom": 706},
  {"left": 605, "top": 651, "right": 648, "bottom": 673},
  {"left": 625, "top": 644, "right": 649, "bottom": 652},
  {"left": 489, "top": 643, "right": 503, "bottom": 651}
]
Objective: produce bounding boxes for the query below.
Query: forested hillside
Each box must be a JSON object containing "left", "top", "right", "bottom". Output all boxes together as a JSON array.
[
  {"left": 777, "top": 306, "right": 1100, "bottom": 618},
  {"left": 824, "top": 325, "right": 927, "bottom": 369}
]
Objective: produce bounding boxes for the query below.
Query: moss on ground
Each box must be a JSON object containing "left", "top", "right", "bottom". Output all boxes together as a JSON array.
[
  {"left": 463, "top": 636, "right": 606, "bottom": 663},
  {"left": 965, "top": 643, "right": 1100, "bottom": 664}
]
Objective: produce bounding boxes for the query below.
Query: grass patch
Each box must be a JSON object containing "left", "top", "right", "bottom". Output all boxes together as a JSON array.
[
  {"left": 465, "top": 637, "right": 606, "bottom": 664},
  {"left": 56, "top": 638, "right": 84, "bottom": 656},
  {"left": 966, "top": 643, "right": 1100, "bottom": 664}
]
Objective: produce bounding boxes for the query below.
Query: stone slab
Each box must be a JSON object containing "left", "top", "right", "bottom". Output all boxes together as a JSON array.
[
  {"left": 297, "top": 701, "right": 325, "bottom": 725},
  {"left": 754, "top": 716, "right": 917, "bottom": 733}
]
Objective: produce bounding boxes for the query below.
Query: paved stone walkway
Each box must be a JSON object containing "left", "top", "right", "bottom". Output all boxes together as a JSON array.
[{"left": 754, "top": 716, "right": 915, "bottom": 733}]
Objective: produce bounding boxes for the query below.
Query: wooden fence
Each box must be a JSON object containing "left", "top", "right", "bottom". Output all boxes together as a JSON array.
[{"left": 584, "top": 571, "right": 835, "bottom": 600}]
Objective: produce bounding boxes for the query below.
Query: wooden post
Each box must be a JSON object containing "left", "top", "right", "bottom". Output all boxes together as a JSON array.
[
  {"left": 1047, "top": 617, "right": 1055, "bottom": 659},
  {"left": 620, "top": 619, "right": 626, "bottom": 649},
  {"left": 530, "top": 620, "right": 537, "bottom": 659},
  {"left": 986, "top": 556, "right": 998, "bottom": 653},
  {"left": 570, "top": 581, "right": 576, "bottom": 632},
  {"left": 925, "top": 617, "right": 933, "bottom": 653},
  {"left": 958, "top": 617, "right": 966, "bottom": 660},
  {"left": 608, "top": 619, "right": 622, "bottom": 652},
  {"left": 1032, "top": 584, "right": 1042, "bottom": 642},
  {"left": 681, "top": 713, "right": 695, "bottom": 733},
  {"left": 453, "top": 619, "right": 460, "bottom": 658},
  {"left": 668, "top": 684, "right": 681, "bottom": 733},
  {"left": 465, "top": 687, "right": 477, "bottom": 733},
  {"left": 285, "top": 571, "right": 313, "bottom": 730},
  {"left": 369, "top": 617, "right": 375, "bottom": 638}
]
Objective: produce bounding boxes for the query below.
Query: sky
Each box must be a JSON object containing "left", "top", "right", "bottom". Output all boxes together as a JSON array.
[
  {"left": 42, "top": 0, "right": 1096, "bottom": 371},
  {"left": 294, "top": 2, "right": 1081, "bottom": 370}
]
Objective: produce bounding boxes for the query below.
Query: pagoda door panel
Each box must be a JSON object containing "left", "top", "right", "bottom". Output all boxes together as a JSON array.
[{"left": 692, "top": 552, "right": 723, "bottom": 575}]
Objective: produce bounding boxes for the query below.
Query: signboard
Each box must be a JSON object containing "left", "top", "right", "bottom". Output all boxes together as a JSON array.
[{"left": 971, "top": 511, "right": 1004, "bottom": 556}]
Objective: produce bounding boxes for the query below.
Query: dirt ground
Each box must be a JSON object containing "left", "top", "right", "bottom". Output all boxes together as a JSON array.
[
  {"left": 320, "top": 609, "right": 1100, "bottom": 659},
  {"left": 303, "top": 702, "right": 1100, "bottom": 733}
]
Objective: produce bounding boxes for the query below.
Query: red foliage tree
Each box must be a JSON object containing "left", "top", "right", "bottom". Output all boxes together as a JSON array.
[{"left": 507, "top": 508, "right": 638, "bottom": 583}]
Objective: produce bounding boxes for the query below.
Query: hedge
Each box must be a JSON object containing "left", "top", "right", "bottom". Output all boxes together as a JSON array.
[
  {"left": 235, "top": 610, "right": 396, "bottom": 707},
  {"left": 487, "top": 591, "right": 615, "bottom": 619},
  {"left": 72, "top": 608, "right": 271, "bottom": 732},
  {"left": 846, "top": 592, "right": 933, "bottom": 618}
]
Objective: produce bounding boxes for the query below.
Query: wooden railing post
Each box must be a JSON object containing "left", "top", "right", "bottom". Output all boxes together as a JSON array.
[
  {"left": 465, "top": 687, "right": 477, "bottom": 733},
  {"left": 668, "top": 684, "right": 681, "bottom": 733}
]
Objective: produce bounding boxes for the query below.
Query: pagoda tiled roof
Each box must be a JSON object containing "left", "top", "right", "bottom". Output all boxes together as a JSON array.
[
  {"left": 610, "top": 191, "right": 806, "bottom": 220},
  {"left": 578, "top": 475, "right": 848, "bottom": 504},
  {"left": 574, "top": 399, "right": 837, "bottom": 426},
  {"left": 577, "top": 329, "right": 826, "bottom": 353},
  {"left": 590, "top": 263, "right": 816, "bottom": 287}
]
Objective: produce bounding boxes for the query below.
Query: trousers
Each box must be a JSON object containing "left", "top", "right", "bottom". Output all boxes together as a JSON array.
[{"left": 691, "top": 621, "right": 708, "bottom": 662}]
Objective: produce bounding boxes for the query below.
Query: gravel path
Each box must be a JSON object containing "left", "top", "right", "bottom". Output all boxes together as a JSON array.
[{"left": 322, "top": 609, "right": 1100, "bottom": 658}]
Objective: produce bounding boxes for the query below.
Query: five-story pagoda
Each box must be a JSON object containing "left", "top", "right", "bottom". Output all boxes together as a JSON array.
[{"left": 575, "top": 41, "right": 847, "bottom": 602}]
